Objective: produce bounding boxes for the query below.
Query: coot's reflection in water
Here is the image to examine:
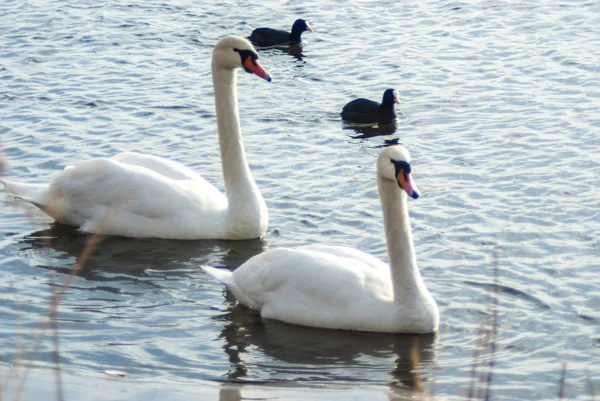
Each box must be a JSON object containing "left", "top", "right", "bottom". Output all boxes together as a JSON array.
[
  {"left": 255, "top": 43, "right": 306, "bottom": 62},
  {"left": 17, "top": 223, "right": 268, "bottom": 282},
  {"left": 215, "top": 296, "right": 437, "bottom": 391},
  {"left": 344, "top": 121, "right": 398, "bottom": 139},
  {"left": 282, "top": 44, "right": 306, "bottom": 61}
]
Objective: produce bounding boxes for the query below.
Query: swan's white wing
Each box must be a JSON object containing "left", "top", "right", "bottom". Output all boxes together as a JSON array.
[
  {"left": 294, "top": 244, "right": 389, "bottom": 273},
  {"left": 47, "top": 157, "right": 227, "bottom": 238},
  {"left": 110, "top": 152, "right": 207, "bottom": 182},
  {"left": 228, "top": 245, "right": 395, "bottom": 330}
]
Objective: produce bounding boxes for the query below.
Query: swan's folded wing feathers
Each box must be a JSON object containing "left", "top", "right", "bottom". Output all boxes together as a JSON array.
[
  {"left": 51, "top": 158, "right": 133, "bottom": 203},
  {"left": 111, "top": 152, "right": 207, "bottom": 182},
  {"left": 230, "top": 248, "right": 293, "bottom": 308},
  {"left": 297, "top": 245, "right": 390, "bottom": 275},
  {"left": 49, "top": 158, "right": 227, "bottom": 226},
  {"left": 231, "top": 246, "right": 394, "bottom": 321}
]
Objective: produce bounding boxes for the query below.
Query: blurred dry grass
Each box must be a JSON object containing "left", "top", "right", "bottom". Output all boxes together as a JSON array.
[
  {"left": 1, "top": 142, "right": 106, "bottom": 401},
  {"left": 6, "top": 228, "right": 105, "bottom": 401},
  {"left": 0, "top": 140, "right": 7, "bottom": 175},
  {"left": 466, "top": 245, "right": 500, "bottom": 401}
]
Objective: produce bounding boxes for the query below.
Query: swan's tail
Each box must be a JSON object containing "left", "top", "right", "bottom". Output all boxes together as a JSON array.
[
  {"left": 0, "top": 178, "right": 48, "bottom": 207},
  {"left": 202, "top": 265, "right": 234, "bottom": 287}
]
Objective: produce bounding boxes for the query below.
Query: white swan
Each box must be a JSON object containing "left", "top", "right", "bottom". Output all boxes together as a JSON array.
[
  {"left": 0, "top": 36, "right": 271, "bottom": 240},
  {"left": 203, "top": 145, "right": 439, "bottom": 333}
]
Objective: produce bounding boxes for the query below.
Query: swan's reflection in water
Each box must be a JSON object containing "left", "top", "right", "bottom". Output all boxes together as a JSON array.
[
  {"left": 215, "top": 296, "right": 438, "bottom": 398},
  {"left": 15, "top": 224, "right": 435, "bottom": 399},
  {"left": 218, "top": 385, "right": 425, "bottom": 401},
  {"left": 17, "top": 223, "right": 268, "bottom": 283}
]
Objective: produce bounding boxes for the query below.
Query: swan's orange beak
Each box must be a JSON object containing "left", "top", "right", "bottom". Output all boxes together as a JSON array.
[
  {"left": 243, "top": 57, "right": 272, "bottom": 82},
  {"left": 397, "top": 170, "right": 420, "bottom": 199}
]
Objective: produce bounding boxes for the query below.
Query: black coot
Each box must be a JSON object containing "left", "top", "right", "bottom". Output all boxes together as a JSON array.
[
  {"left": 341, "top": 89, "right": 400, "bottom": 124},
  {"left": 249, "top": 19, "right": 313, "bottom": 47}
]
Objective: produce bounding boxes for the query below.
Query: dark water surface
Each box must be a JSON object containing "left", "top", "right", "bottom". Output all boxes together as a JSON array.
[{"left": 1, "top": 0, "right": 599, "bottom": 400}]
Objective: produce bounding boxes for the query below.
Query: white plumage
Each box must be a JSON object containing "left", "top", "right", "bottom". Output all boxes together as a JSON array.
[
  {"left": 203, "top": 145, "right": 439, "bottom": 333},
  {"left": 1, "top": 36, "right": 271, "bottom": 240}
]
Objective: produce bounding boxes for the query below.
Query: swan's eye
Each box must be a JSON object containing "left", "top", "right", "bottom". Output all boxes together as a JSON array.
[
  {"left": 234, "top": 49, "right": 259, "bottom": 72},
  {"left": 390, "top": 159, "right": 411, "bottom": 174},
  {"left": 234, "top": 49, "right": 258, "bottom": 60},
  {"left": 391, "top": 159, "right": 412, "bottom": 189}
]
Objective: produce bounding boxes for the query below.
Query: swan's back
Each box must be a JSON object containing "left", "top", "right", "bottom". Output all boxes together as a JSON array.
[{"left": 111, "top": 152, "right": 206, "bottom": 182}]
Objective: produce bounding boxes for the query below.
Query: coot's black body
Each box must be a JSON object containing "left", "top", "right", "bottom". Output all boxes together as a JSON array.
[
  {"left": 341, "top": 89, "right": 400, "bottom": 124},
  {"left": 249, "top": 19, "right": 312, "bottom": 47}
]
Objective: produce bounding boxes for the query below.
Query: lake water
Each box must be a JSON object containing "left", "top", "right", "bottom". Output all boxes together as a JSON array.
[{"left": 1, "top": 0, "right": 598, "bottom": 400}]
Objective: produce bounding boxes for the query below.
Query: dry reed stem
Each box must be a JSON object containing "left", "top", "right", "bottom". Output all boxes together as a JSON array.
[
  {"left": 467, "top": 317, "right": 487, "bottom": 401},
  {"left": 0, "top": 141, "right": 7, "bottom": 175},
  {"left": 7, "top": 191, "right": 118, "bottom": 401},
  {"left": 7, "top": 198, "right": 60, "bottom": 385},
  {"left": 43, "top": 237, "right": 64, "bottom": 401},
  {"left": 586, "top": 369, "right": 596, "bottom": 401},
  {"left": 49, "top": 273, "right": 64, "bottom": 401},
  {"left": 467, "top": 241, "right": 501, "bottom": 401},
  {"left": 558, "top": 362, "right": 567, "bottom": 400},
  {"left": 0, "top": 298, "right": 29, "bottom": 401},
  {"left": 483, "top": 246, "right": 500, "bottom": 401},
  {"left": 3, "top": 161, "right": 137, "bottom": 401},
  {"left": 11, "top": 229, "right": 105, "bottom": 401},
  {"left": 6, "top": 199, "right": 61, "bottom": 400},
  {"left": 0, "top": 139, "right": 3, "bottom": 401},
  {"left": 430, "top": 359, "right": 438, "bottom": 399}
]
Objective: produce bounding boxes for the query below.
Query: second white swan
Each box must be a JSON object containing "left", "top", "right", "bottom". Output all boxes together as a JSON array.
[
  {"left": 0, "top": 36, "right": 271, "bottom": 240},
  {"left": 203, "top": 145, "right": 439, "bottom": 333}
]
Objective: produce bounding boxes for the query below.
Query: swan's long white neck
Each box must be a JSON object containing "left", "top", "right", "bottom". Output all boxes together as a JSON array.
[
  {"left": 212, "top": 65, "right": 266, "bottom": 226},
  {"left": 378, "top": 177, "right": 424, "bottom": 301}
]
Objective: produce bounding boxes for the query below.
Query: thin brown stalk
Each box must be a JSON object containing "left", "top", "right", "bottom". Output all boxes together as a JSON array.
[
  {"left": 3, "top": 131, "right": 139, "bottom": 401},
  {"left": 13, "top": 322, "right": 51, "bottom": 401},
  {"left": 467, "top": 323, "right": 486, "bottom": 401},
  {"left": 0, "top": 141, "right": 7, "bottom": 175},
  {"left": 1, "top": 141, "right": 7, "bottom": 400},
  {"left": 558, "top": 362, "right": 567, "bottom": 400},
  {"left": 484, "top": 245, "right": 500, "bottom": 401},
  {"left": 10, "top": 195, "right": 113, "bottom": 401},
  {"left": 2, "top": 295, "right": 29, "bottom": 401},
  {"left": 11, "top": 203, "right": 61, "bottom": 401},
  {"left": 586, "top": 369, "right": 596, "bottom": 401},
  {"left": 468, "top": 238, "right": 503, "bottom": 401},
  {"left": 430, "top": 360, "right": 438, "bottom": 399},
  {"left": 43, "top": 231, "right": 64, "bottom": 401},
  {"left": 49, "top": 274, "right": 64, "bottom": 401},
  {"left": 475, "top": 326, "right": 490, "bottom": 401}
]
